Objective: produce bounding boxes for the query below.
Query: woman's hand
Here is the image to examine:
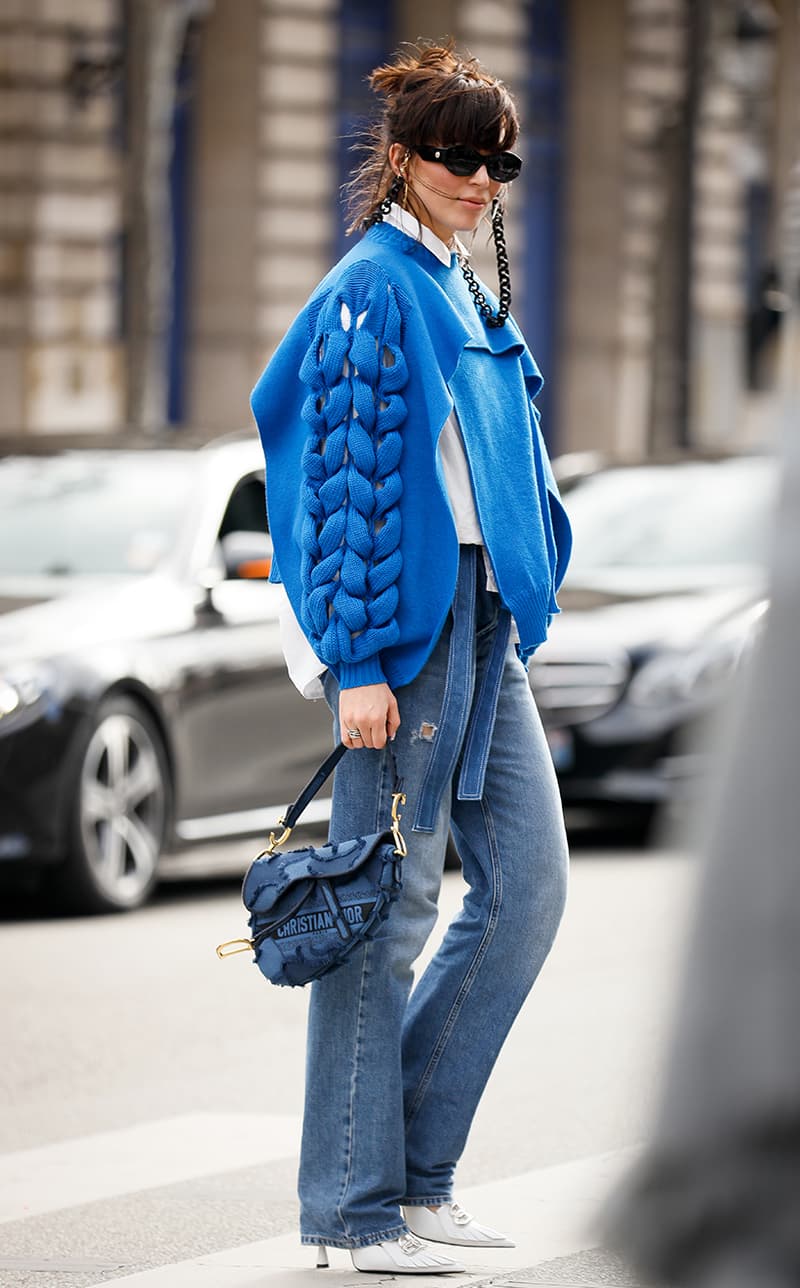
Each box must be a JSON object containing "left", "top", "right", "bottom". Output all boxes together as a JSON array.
[{"left": 339, "top": 683, "right": 400, "bottom": 750}]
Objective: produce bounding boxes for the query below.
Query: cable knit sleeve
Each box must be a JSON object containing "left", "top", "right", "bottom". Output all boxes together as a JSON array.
[{"left": 298, "top": 271, "right": 408, "bottom": 689}]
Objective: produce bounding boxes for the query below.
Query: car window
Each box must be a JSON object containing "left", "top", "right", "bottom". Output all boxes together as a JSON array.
[
  {"left": 0, "top": 452, "right": 199, "bottom": 576},
  {"left": 219, "top": 474, "right": 268, "bottom": 537},
  {"left": 214, "top": 473, "right": 272, "bottom": 585},
  {"left": 564, "top": 459, "right": 776, "bottom": 578}
]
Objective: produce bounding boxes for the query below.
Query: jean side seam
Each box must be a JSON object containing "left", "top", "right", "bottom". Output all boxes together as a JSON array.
[
  {"left": 333, "top": 751, "right": 388, "bottom": 1238},
  {"left": 404, "top": 795, "right": 503, "bottom": 1127},
  {"left": 334, "top": 936, "right": 372, "bottom": 1240}
]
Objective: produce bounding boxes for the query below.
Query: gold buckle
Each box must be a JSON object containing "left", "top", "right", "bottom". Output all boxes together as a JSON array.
[
  {"left": 216, "top": 814, "right": 293, "bottom": 962},
  {"left": 215, "top": 937, "right": 253, "bottom": 959},
  {"left": 266, "top": 818, "right": 292, "bottom": 854},
  {"left": 391, "top": 791, "right": 407, "bottom": 857}
]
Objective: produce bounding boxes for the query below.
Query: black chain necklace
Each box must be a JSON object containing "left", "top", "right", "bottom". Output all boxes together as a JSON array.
[
  {"left": 455, "top": 200, "right": 510, "bottom": 329},
  {"left": 366, "top": 188, "right": 510, "bottom": 329}
]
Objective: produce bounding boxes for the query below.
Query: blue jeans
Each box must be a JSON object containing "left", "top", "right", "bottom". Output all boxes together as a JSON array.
[{"left": 299, "top": 548, "right": 569, "bottom": 1249}]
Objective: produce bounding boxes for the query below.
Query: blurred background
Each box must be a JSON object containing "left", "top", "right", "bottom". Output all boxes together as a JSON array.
[
  {"left": 1, "top": 6, "right": 799, "bottom": 1286},
  {"left": 0, "top": 0, "right": 798, "bottom": 919},
  {"left": 0, "top": 0, "right": 795, "bottom": 450}
]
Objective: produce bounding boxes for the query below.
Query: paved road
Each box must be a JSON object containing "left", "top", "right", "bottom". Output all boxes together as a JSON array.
[{"left": 1, "top": 836, "right": 695, "bottom": 1287}]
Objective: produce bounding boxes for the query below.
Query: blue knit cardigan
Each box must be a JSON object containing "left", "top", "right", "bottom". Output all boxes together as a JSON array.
[{"left": 251, "top": 221, "right": 572, "bottom": 691}]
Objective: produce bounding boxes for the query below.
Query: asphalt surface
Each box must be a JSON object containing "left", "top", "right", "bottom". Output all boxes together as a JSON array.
[{"left": 1, "top": 831, "right": 691, "bottom": 1287}]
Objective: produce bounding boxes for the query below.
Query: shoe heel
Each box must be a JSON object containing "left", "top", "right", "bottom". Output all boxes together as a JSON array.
[{"left": 316, "top": 1243, "right": 329, "bottom": 1269}]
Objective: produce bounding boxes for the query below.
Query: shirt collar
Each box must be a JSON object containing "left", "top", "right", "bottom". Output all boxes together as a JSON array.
[{"left": 384, "top": 203, "right": 467, "bottom": 267}]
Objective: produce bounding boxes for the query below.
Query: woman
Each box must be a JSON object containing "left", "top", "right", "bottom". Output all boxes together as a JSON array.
[{"left": 251, "top": 41, "right": 572, "bottom": 1276}]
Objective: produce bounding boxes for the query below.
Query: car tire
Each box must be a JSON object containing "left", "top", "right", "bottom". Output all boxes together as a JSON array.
[
  {"left": 625, "top": 802, "right": 658, "bottom": 847},
  {"left": 53, "top": 696, "right": 171, "bottom": 914}
]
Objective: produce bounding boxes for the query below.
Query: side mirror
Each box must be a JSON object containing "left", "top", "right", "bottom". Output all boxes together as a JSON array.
[
  {"left": 219, "top": 531, "right": 273, "bottom": 580},
  {"left": 193, "top": 558, "right": 224, "bottom": 617}
]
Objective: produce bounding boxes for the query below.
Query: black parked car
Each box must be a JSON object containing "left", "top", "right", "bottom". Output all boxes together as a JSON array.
[
  {"left": 530, "top": 454, "right": 776, "bottom": 830},
  {"left": 0, "top": 436, "right": 331, "bottom": 913},
  {"left": 1, "top": 439, "right": 775, "bottom": 913}
]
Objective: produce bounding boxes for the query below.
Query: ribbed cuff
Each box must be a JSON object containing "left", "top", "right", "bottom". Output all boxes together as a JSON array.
[
  {"left": 511, "top": 579, "right": 554, "bottom": 657},
  {"left": 337, "top": 655, "right": 387, "bottom": 689}
]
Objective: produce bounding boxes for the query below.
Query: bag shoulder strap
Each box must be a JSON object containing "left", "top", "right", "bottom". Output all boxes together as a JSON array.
[
  {"left": 281, "top": 743, "right": 404, "bottom": 832},
  {"left": 283, "top": 743, "right": 347, "bottom": 829}
]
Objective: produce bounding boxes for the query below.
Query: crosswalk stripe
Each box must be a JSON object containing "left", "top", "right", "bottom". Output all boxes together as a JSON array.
[
  {"left": 0, "top": 1112, "right": 301, "bottom": 1224},
  {"left": 75, "top": 1146, "right": 637, "bottom": 1287}
]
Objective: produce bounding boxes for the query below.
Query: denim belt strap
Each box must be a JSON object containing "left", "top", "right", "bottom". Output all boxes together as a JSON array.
[
  {"left": 457, "top": 606, "right": 511, "bottom": 801},
  {"left": 412, "top": 547, "right": 512, "bottom": 832}
]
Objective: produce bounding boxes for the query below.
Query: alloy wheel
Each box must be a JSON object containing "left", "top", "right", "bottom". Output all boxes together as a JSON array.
[{"left": 78, "top": 709, "right": 167, "bottom": 907}]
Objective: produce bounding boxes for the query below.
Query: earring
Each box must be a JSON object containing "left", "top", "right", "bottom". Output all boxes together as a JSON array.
[
  {"left": 399, "top": 153, "right": 412, "bottom": 198},
  {"left": 394, "top": 154, "right": 412, "bottom": 209}
]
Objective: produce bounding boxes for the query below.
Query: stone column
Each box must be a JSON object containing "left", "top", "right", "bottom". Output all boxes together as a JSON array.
[
  {"left": 557, "top": 0, "right": 628, "bottom": 454},
  {"left": 248, "top": 0, "right": 338, "bottom": 379},
  {"left": 186, "top": 0, "right": 263, "bottom": 428},
  {"left": 0, "top": 0, "right": 124, "bottom": 435}
]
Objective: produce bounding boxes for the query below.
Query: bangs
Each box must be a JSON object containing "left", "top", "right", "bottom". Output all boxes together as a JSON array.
[{"left": 402, "top": 80, "right": 519, "bottom": 152}]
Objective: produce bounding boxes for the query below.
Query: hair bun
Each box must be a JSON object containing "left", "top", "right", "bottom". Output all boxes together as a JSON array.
[
  {"left": 369, "top": 40, "right": 475, "bottom": 99},
  {"left": 368, "top": 60, "right": 412, "bottom": 99}
]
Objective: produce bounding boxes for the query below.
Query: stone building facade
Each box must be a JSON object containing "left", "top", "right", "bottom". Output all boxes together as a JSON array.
[
  {"left": 0, "top": 0, "right": 124, "bottom": 431},
  {"left": 0, "top": 0, "right": 796, "bottom": 452}
]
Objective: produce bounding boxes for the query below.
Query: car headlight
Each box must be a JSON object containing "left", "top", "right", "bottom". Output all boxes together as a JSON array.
[
  {"left": 628, "top": 603, "right": 767, "bottom": 709},
  {"left": 0, "top": 663, "right": 57, "bottom": 728}
]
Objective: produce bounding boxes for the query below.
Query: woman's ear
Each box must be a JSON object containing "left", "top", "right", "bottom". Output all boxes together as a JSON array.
[{"left": 387, "top": 142, "right": 408, "bottom": 176}]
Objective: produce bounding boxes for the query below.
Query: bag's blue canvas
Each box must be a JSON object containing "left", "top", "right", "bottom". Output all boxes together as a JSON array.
[{"left": 241, "top": 831, "right": 403, "bottom": 987}]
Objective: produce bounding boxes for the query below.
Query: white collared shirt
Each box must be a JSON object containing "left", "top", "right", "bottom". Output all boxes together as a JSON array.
[{"left": 274, "top": 205, "right": 496, "bottom": 699}]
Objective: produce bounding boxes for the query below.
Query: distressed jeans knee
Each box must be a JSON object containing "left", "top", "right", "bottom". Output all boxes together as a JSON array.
[{"left": 411, "top": 719, "right": 438, "bottom": 743}]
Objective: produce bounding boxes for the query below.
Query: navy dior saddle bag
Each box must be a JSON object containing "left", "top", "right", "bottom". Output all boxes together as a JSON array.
[{"left": 216, "top": 744, "right": 407, "bottom": 987}]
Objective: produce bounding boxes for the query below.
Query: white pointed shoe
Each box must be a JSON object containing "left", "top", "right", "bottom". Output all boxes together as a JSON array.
[
  {"left": 404, "top": 1200, "right": 515, "bottom": 1248},
  {"left": 344, "top": 1231, "right": 465, "bottom": 1273}
]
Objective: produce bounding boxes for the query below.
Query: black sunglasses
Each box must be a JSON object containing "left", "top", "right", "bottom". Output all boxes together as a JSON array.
[{"left": 415, "top": 144, "right": 523, "bottom": 183}]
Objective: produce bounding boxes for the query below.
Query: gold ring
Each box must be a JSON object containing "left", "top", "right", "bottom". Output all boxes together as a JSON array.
[{"left": 347, "top": 728, "right": 362, "bottom": 738}]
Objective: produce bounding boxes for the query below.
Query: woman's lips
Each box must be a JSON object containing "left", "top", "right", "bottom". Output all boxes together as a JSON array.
[{"left": 460, "top": 197, "right": 486, "bottom": 208}]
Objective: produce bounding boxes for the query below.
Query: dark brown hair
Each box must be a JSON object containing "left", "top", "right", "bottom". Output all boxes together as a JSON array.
[{"left": 346, "top": 40, "right": 520, "bottom": 233}]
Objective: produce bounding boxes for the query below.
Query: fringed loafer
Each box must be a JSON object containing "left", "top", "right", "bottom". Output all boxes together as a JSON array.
[
  {"left": 404, "top": 1200, "right": 515, "bottom": 1248},
  {"left": 316, "top": 1231, "right": 465, "bottom": 1273}
]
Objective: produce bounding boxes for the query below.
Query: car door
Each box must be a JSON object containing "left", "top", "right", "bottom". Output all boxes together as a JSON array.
[{"left": 172, "top": 471, "right": 331, "bottom": 829}]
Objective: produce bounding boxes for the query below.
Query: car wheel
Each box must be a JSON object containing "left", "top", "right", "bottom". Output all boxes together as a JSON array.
[{"left": 56, "top": 696, "right": 170, "bottom": 914}]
